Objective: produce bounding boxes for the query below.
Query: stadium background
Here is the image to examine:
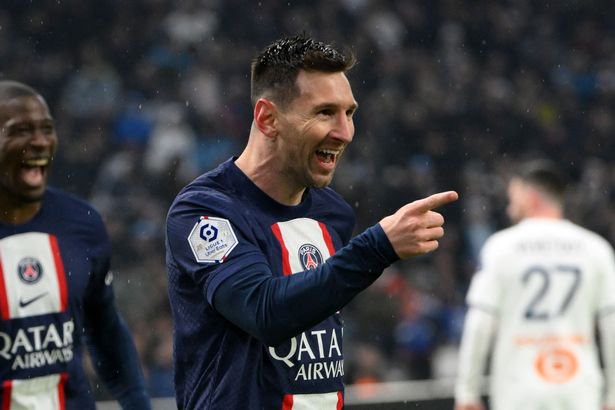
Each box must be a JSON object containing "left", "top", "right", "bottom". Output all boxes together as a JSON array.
[{"left": 3, "top": 0, "right": 615, "bottom": 406}]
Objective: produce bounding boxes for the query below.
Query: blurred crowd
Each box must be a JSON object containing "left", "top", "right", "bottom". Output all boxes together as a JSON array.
[{"left": 3, "top": 0, "right": 615, "bottom": 399}]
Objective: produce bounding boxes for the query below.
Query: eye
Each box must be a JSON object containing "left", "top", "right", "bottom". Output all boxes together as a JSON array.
[
  {"left": 10, "top": 126, "right": 32, "bottom": 137},
  {"left": 318, "top": 108, "right": 335, "bottom": 117},
  {"left": 42, "top": 124, "right": 55, "bottom": 134}
]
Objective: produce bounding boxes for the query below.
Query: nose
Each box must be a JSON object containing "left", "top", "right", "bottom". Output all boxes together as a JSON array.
[
  {"left": 29, "top": 127, "right": 55, "bottom": 148},
  {"left": 331, "top": 112, "right": 354, "bottom": 144}
]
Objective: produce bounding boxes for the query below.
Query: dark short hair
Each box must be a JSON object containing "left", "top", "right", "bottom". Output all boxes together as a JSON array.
[
  {"left": 250, "top": 34, "right": 356, "bottom": 107},
  {"left": 0, "top": 80, "right": 40, "bottom": 103},
  {"left": 513, "top": 159, "right": 567, "bottom": 201}
]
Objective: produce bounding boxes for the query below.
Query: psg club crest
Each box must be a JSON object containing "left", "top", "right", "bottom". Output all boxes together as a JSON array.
[
  {"left": 298, "top": 244, "right": 323, "bottom": 270},
  {"left": 17, "top": 257, "right": 43, "bottom": 284}
]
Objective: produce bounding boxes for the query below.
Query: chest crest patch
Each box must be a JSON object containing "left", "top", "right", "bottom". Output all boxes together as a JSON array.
[
  {"left": 298, "top": 244, "right": 323, "bottom": 270},
  {"left": 17, "top": 257, "right": 44, "bottom": 284}
]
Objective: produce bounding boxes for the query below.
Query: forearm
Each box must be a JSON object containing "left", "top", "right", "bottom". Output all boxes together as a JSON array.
[
  {"left": 214, "top": 224, "right": 398, "bottom": 346},
  {"left": 455, "top": 307, "right": 496, "bottom": 405},
  {"left": 85, "top": 302, "right": 151, "bottom": 410}
]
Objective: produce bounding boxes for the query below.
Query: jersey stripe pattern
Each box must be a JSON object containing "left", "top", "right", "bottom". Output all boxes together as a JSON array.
[
  {"left": 0, "top": 233, "right": 69, "bottom": 409},
  {"left": 281, "top": 391, "right": 343, "bottom": 410},
  {"left": 0, "top": 187, "right": 115, "bottom": 410},
  {"left": 272, "top": 218, "right": 336, "bottom": 276},
  {"left": 272, "top": 218, "right": 342, "bottom": 409}
]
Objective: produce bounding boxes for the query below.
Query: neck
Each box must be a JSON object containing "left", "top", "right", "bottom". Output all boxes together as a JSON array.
[
  {"left": 0, "top": 202, "right": 41, "bottom": 225},
  {"left": 235, "top": 151, "right": 305, "bottom": 206},
  {"left": 235, "top": 128, "right": 305, "bottom": 206},
  {"left": 527, "top": 205, "right": 563, "bottom": 220}
]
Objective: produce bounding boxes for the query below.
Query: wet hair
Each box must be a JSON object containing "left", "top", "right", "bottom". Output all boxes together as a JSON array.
[
  {"left": 513, "top": 159, "right": 567, "bottom": 202},
  {"left": 0, "top": 80, "right": 40, "bottom": 103},
  {"left": 250, "top": 34, "right": 356, "bottom": 107}
]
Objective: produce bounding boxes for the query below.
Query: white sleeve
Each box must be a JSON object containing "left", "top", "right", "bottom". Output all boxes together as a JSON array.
[
  {"left": 600, "top": 309, "right": 615, "bottom": 407},
  {"left": 597, "top": 242, "right": 615, "bottom": 312},
  {"left": 466, "top": 237, "right": 504, "bottom": 312},
  {"left": 455, "top": 307, "right": 497, "bottom": 404}
]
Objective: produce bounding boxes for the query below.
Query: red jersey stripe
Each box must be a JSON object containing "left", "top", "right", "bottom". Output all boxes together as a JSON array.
[
  {"left": 0, "top": 252, "right": 10, "bottom": 320},
  {"left": 1, "top": 380, "right": 11, "bottom": 410},
  {"left": 58, "top": 373, "right": 68, "bottom": 410},
  {"left": 271, "top": 224, "right": 292, "bottom": 276},
  {"left": 318, "top": 222, "right": 336, "bottom": 256},
  {"left": 48, "top": 236, "right": 68, "bottom": 312},
  {"left": 281, "top": 394, "right": 293, "bottom": 410}
]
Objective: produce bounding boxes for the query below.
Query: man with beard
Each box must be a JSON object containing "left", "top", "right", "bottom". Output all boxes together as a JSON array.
[{"left": 166, "top": 34, "right": 458, "bottom": 409}]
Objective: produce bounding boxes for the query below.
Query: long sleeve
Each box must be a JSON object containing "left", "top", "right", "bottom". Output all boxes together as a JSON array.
[
  {"left": 84, "top": 298, "right": 151, "bottom": 410},
  {"left": 213, "top": 224, "right": 399, "bottom": 346},
  {"left": 455, "top": 307, "right": 497, "bottom": 404},
  {"left": 600, "top": 311, "right": 615, "bottom": 407}
]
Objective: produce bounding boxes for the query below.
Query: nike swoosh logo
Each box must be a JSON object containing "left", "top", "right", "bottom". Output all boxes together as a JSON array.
[{"left": 19, "top": 292, "right": 48, "bottom": 308}]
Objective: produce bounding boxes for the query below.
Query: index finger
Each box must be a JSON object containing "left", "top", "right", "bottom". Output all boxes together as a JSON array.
[{"left": 412, "top": 191, "right": 459, "bottom": 213}]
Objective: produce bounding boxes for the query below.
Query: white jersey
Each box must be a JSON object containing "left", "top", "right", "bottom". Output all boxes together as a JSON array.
[{"left": 467, "top": 218, "right": 615, "bottom": 409}]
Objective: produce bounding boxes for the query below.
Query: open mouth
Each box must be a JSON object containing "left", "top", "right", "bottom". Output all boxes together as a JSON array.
[
  {"left": 23, "top": 158, "right": 49, "bottom": 167},
  {"left": 20, "top": 158, "right": 50, "bottom": 187},
  {"left": 315, "top": 149, "right": 339, "bottom": 165}
]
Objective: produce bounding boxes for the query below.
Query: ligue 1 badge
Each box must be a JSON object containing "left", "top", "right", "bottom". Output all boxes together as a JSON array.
[
  {"left": 188, "top": 216, "right": 238, "bottom": 263},
  {"left": 17, "top": 257, "right": 43, "bottom": 284}
]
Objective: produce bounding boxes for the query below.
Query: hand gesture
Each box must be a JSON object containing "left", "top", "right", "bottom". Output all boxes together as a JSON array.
[{"left": 379, "top": 191, "right": 458, "bottom": 259}]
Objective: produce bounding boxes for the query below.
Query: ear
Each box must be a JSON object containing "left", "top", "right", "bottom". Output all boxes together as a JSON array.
[{"left": 253, "top": 98, "right": 278, "bottom": 138}]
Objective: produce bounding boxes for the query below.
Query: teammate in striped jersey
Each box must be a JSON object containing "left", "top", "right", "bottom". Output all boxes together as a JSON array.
[
  {"left": 165, "top": 34, "right": 458, "bottom": 410},
  {"left": 0, "top": 81, "right": 150, "bottom": 409},
  {"left": 455, "top": 160, "right": 615, "bottom": 410}
]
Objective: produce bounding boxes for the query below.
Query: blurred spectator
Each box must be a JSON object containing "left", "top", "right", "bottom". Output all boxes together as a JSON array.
[
  {"left": 60, "top": 42, "right": 122, "bottom": 120},
  {"left": 143, "top": 102, "right": 199, "bottom": 191}
]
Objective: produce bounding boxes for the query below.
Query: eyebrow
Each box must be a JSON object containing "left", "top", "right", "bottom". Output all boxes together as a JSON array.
[
  {"left": 313, "top": 101, "right": 358, "bottom": 112},
  {"left": 5, "top": 118, "right": 55, "bottom": 132},
  {"left": 7, "top": 117, "right": 54, "bottom": 126}
]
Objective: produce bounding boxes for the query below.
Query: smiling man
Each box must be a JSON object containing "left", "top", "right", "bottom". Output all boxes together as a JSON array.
[
  {"left": 0, "top": 81, "right": 150, "bottom": 409},
  {"left": 0, "top": 90, "right": 54, "bottom": 207},
  {"left": 165, "top": 35, "right": 458, "bottom": 410}
]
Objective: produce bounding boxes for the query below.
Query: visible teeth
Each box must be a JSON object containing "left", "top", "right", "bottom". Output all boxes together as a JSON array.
[
  {"left": 317, "top": 149, "right": 338, "bottom": 155},
  {"left": 23, "top": 158, "right": 49, "bottom": 167}
]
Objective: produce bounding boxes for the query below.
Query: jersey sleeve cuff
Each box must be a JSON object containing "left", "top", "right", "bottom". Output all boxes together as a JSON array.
[{"left": 342, "top": 223, "right": 399, "bottom": 276}]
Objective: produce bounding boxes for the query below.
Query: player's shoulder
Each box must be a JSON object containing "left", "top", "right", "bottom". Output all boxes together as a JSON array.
[
  {"left": 314, "top": 186, "right": 353, "bottom": 212},
  {"left": 477, "top": 222, "right": 534, "bottom": 265},
  {"left": 42, "top": 187, "right": 109, "bottom": 244},
  {"left": 487, "top": 218, "right": 614, "bottom": 255},
  {"left": 170, "top": 159, "right": 237, "bottom": 214},
  {"left": 44, "top": 187, "right": 104, "bottom": 222},
  {"left": 307, "top": 186, "right": 355, "bottom": 244},
  {"left": 563, "top": 220, "right": 614, "bottom": 253},
  {"left": 312, "top": 186, "right": 355, "bottom": 227},
  {"left": 481, "top": 224, "right": 518, "bottom": 253}
]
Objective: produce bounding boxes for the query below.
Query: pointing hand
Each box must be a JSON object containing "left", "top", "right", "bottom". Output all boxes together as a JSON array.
[{"left": 379, "top": 191, "right": 459, "bottom": 259}]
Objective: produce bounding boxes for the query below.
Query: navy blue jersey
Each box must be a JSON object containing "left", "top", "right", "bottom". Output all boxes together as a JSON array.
[
  {"left": 0, "top": 188, "right": 149, "bottom": 410},
  {"left": 166, "top": 158, "right": 398, "bottom": 409}
]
